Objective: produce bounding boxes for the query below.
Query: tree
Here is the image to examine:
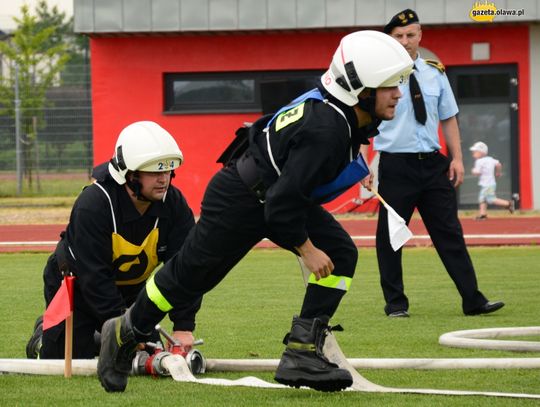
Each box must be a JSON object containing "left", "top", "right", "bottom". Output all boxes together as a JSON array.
[
  {"left": 34, "top": 0, "right": 90, "bottom": 86},
  {"left": 0, "top": 2, "right": 70, "bottom": 192}
]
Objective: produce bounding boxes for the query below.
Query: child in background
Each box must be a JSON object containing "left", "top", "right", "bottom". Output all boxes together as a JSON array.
[{"left": 470, "top": 141, "right": 517, "bottom": 220}]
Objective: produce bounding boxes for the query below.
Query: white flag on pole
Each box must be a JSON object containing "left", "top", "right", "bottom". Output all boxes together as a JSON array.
[
  {"left": 385, "top": 204, "right": 413, "bottom": 251},
  {"left": 373, "top": 190, "right": 413, "bottom": 251}
]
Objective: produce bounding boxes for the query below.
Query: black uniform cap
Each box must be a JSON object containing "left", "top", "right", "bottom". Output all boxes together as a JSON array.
[{"left": 383, "top": 9, "right": 420, "bottom": 34}]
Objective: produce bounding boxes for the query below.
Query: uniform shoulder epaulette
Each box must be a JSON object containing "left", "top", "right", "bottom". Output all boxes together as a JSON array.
[{"left": 425, "top": 59, "right": 445, "bottom": 73}]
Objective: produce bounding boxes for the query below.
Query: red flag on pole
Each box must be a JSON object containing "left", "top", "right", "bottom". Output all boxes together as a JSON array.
[{"left": 43, "top": 275, "right": 75, "bottom": 331}]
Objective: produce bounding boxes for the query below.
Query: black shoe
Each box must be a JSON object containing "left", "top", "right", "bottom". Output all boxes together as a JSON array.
[
  {"left": 274, "top": 316, "right": 353, "bottom": 392},
  {"left": 388, "top": 310, "right": 409, "bottom": 318},
  {"left": 25, "top": 315, "right": 43, "bottom": 359},
  {"left": 464, "top": 301, "right": 505, "bottom": 316},
  {"left": 475, "top": 215, "right": 488, "bottom": 221},
  {"left": 97, "top": 309, "right": 138, "bottom": 392}
]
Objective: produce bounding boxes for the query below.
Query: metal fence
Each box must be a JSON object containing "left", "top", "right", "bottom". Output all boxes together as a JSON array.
[{"left": 0, "top": 63, "right": 93, "bottom": 197}]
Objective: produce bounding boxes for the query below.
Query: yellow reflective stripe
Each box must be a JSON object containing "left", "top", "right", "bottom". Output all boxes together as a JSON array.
[
  {"left": 146, "top": 275, "right": 173, "bottom": 312},
  {"left": 287, "top": 341, "right": 316, "bottom": 352},
  {"left": 115, "top": 318, "right": 121, "bottom": 344},
  {"left": 307, "top": 274, "right": 352, "bottom": 291}
]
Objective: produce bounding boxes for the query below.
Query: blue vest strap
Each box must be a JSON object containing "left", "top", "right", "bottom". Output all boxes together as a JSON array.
[
  {"left": 311, "top": 154, "right": 369, "bottom": 204},
  {"left": 266, "top": 88, "right": 324, "bottom": 129},
  {"left": 265, "top": 88, "right": 368, "bottom": 204}
]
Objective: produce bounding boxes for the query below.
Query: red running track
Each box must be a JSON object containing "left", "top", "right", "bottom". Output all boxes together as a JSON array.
[{"left": 1, "top": 217, "right": 539, "bottom": 253}]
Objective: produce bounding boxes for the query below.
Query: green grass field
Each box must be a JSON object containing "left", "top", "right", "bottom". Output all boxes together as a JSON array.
[
  {"left": 1, "top": 247, "right": 539, "bottom": 406},
  {"left": 0, "top": 171, "right": 90, "bottom": 197}
]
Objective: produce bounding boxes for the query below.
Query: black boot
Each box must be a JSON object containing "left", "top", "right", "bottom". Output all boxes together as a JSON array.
[
  {"left": 274, "top": 315, "right": 353, "bottom": 392},
  {"left": 25, "top": 315, "right": 43, "bottom": 359},
  {"left": 97, "top": 308, "right": 143, "bottom": 392}
]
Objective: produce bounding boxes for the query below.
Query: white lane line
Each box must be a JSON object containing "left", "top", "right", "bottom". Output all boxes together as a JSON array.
[
  {"left": 0, "top": 241, "right": 58, "bottom": 246},
  {"left": 1, "top": 234, "right": 540, "bottom": 247},
  {"left": 349, "top": 234, "right": 540, "bottom": 240}
]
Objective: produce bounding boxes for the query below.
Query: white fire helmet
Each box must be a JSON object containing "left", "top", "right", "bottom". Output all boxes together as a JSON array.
[
  {"left": 108, "top": 121, "right": 184, "bottom": 185},
  {"left": 321, "top": 30, "right": 414, "bottom": 106}
]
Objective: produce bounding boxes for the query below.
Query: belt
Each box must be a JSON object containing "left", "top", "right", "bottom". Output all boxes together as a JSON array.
[
  {"left": 235, "top": 151, "right": 267, "bottom": 203},
  {"left": 381, "top": 150, "right": 439, "bottom": 160}
]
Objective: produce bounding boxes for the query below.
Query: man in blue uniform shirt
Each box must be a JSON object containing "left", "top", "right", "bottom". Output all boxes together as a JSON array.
[{"left": 370, "top": 9, "right": 504, "bottom": 318}]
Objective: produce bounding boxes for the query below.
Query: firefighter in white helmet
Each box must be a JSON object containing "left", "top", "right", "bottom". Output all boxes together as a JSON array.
[
  {"left": 26, "top": 121, "right": 198, "bottom": 360},
  {"left": 97, "top": 31, "right": 413, "bottom": 393}
]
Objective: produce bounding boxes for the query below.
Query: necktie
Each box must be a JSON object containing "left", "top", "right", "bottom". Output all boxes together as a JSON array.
[{"left": 409, "top": 66, "right": 427, "bottom": 125}]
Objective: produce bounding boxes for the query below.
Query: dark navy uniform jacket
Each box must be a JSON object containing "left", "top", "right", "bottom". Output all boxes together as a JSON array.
[
  {"left": 45, "top": 163, "right": 198, "bottom": 331},
  {"left": 249, "top": 86, "right": 374, "bottom": 249}
]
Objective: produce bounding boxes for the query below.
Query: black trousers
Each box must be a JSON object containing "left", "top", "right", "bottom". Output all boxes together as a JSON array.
[
  {"left": 40, "top": 253, "right": 99, "bottom": 359},
  {"left": 133, "top": 164, "right": 358, "bottom": 333},
  {"left": 376, "top": 152, "right": 487, "bottom": 315},
  {"left": 40, "top": 254, "right": 158, "bottom": 359}
]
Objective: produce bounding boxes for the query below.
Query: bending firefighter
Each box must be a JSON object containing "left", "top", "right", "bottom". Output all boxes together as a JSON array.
[
  {"left": 26, "top": 121, "right": 199, "bottom": 359},
  {"left": 97, "top": 31, "right": 413, "bottom": 392}
]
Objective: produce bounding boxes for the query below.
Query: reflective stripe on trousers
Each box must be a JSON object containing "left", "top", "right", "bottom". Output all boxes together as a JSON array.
[{"left": 307, "top": 274, "right": 352, "bottom": 291}]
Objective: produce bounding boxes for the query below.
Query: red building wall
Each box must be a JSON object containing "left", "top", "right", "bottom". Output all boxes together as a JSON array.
[
  {"left": 90, "top": 25, "right": 530, "bottom": 212},
  {"left": 91, "top": 31, "right": 345, "bottom": 211}
]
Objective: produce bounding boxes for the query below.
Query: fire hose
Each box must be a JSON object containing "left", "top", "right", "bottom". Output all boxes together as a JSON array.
[{"left": 1, "top": 328, "right": 539, "bottom": 398}]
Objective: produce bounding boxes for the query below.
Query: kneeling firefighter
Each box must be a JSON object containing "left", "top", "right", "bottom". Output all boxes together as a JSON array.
[
  {"left": 27, "top": 121, "right": 199, "bottom": 360},
  {"left": 96, "top": 30, "right": 413, "bottom": 392}
]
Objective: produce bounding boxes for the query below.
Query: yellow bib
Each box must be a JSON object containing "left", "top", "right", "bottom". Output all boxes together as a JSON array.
[
  {"left": 112, "top": 228, "right": 160, "bottom": 286},
  {"left": 94, "top": 182, "right": 161, "bottom": 286}
]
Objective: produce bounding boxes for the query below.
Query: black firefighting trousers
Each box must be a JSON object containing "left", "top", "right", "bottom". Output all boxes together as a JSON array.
[
  {"left": 131, "top": 163, "right": 358, "bottom": 333},
  {"left": 40, "top": 253, "right": 157, "bottom": 359}
]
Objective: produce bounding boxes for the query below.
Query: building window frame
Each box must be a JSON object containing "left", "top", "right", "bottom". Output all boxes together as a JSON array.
[{"left": 163, "top": 70, "right": 324, "bottom": 114}]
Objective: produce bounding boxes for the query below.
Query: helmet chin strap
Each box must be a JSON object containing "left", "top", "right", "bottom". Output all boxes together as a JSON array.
[
  {"left": 127, "top": 182, "right": 151, "bottom": 202},
  {"left": 356, "top": 88, "right": 382, "bottom": 137},
  {"left": 357, "top": 88, "right": 377, "bottom": 117},
  {"left": 126, "top": 171, "right": 152, "bottom": 202}
]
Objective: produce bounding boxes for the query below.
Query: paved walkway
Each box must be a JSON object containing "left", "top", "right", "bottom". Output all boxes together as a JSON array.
[{"left": 1, "top": 216, "right": 539, "bottom": 252}]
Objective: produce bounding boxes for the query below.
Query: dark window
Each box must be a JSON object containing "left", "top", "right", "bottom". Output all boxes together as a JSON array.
[
  {"left": 164, "top": 70, "right": 323, "bottom": 114},
  {"left": 456, "top": 73, "right": 510, "bottom": 100}
]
